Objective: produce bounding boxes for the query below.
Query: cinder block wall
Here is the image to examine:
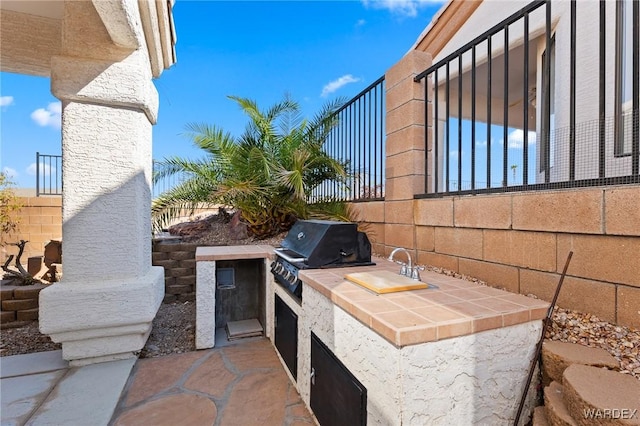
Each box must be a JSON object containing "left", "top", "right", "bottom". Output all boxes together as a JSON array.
[
  {"left": 349, "top": 50, "right": 640, "bottom": 330},
  {"left": 1, "top": 196, "right": 62, "bottom": 263},
  {"left": 151, "top": 240, "right": 197, "bottom": 302}
]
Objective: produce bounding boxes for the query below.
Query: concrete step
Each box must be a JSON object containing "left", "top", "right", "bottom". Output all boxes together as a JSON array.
[
  {"left": 542, "top": 340, "right": 619, "bottom": 386},
  {"left": 562, "top": 364, "right": 640, "bottom": 425},
  {"left": 533, "top": 405, "right": 550, "bottom": 426},
  {"left": 544, "top": 381, "right": 577, "bottom": 426}
]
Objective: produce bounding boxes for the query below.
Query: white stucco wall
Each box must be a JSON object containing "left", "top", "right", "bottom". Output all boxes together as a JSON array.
[{"left": 286, "top": 283, "right": 542, "bottom": 425}]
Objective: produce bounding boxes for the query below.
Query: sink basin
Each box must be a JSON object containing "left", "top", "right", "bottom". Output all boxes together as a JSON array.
[{"left": 345, "top": 270, "right": 430, "bottom": 294}]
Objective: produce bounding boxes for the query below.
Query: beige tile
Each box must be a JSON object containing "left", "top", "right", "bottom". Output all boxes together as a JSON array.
[
  {"left": 386, "top": 294, "right": 435, "bottom": 309},
  {"left": 503, "top": 310, "right": 531, "bottom": 327},
  {"left": 397, "top": 324, "right": 437, "bottom": 346},
  {"left": 437, "top": 319, "right": 473, "bottom": 340},
  {"left": 415, "top": 291, "right": 464, "bottom": 305},
  {"left": 473, "top": 315, "right": 504, "bottom": 333},
  {"left": 411, "top": 305, "right": 467, "bottom": 322},
  {"left": 444, "top": 289, "right": 491, "bottom": 301}
]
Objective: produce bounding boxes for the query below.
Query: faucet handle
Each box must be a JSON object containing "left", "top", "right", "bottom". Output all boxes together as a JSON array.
[
  {"left": 411, "top": 265, "right": 425, "bottom": 281},
  {"left": 399, "top": 262, "right": 409, "bottom": 277}
]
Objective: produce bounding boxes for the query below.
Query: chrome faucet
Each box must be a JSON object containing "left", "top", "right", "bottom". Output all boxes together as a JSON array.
[{"left": 387, "top": 247, "right": 413, "bottom": 278}]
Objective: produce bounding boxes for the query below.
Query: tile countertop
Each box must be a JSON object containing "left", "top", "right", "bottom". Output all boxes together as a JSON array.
[
  {"left": 298, "top": 256, "right": 550, "bottom": 347},
  {"left": 195, "top": 245, "right": 275, "bottom": 261}
]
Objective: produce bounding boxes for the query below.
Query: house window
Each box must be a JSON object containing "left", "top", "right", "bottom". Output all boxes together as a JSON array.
[
  {"left": 615, "top": 0, "right": 633, "bottom": 156},
  {"left": 540, "top": 36, "right": 556, "bottom": 173}
]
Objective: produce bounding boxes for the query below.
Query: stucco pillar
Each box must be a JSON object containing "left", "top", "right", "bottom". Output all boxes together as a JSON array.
[
  {"left": 38, "top": 1, "right": 164, "bottom": 366},
  {"left": 383, "top": 50, "right": 432, "bottom": 256}
]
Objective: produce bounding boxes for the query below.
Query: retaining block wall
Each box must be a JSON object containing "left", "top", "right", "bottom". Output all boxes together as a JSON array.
[{"left": 152, "top": 240, "right": 197, "bottom": 303}]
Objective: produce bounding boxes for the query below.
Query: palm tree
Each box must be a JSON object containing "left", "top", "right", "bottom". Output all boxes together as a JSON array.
[{"left": 152, "top": 95, "right": 351, "bottom": 238}]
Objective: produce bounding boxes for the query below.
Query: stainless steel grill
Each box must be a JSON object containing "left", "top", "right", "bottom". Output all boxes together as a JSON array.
[{"left": 270, "top": 220, "right": 374, "bottom": 301}]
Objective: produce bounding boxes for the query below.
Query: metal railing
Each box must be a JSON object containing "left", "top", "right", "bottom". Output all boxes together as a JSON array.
[
  {"left": 310, "top": 76, "right": 386, "bottom": 202},
  {"left": 34, "top": 155, "right": 187, "bottom": 198},
  {"left": 414, "top": 0, "right": 639, "bottom": 197},
  {"left": 36, "top": 152, "right": 62, "bottom": 196}
]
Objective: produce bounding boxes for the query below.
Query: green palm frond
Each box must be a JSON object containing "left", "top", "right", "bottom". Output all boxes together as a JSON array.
[{"left": 152, "top": 94, "right": 353, "bottom": 238}]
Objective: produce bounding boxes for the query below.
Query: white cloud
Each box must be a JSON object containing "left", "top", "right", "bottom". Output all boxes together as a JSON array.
[
  {"left": 507, "top": 129, "right": 537, "bottom": 149},
  {"left": 356, "top": 19, "right": 366, "bottom": 27},
  {"left": 321, "top": 74, "right": 361, "bottom": 97},
  {"left": 2, "top": 167, "right": 18, "bottom": 179},
  {"left": 0, "top": 96, "right": 14, "bottom": 108},
  {"left": 26, "top": 162, "right": 55, "bottom": 177},
  {"left": 31, "top": 102, "right": 62, "bottom": 128},
  {"left": 361, "top": 0, "right": 444, "bottom": 17}
]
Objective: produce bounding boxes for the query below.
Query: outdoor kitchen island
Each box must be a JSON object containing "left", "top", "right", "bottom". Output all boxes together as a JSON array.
[
  {"left": 195, "top": 245, "right": 549, "bottom": 426},
  {"left": 272, "top": 256, "right": 550, "bottom": 426}
]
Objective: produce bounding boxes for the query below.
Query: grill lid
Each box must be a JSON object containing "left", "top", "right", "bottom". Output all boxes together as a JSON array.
[{"left": 279, "top": 219, "right": 372, "bottom": 268}]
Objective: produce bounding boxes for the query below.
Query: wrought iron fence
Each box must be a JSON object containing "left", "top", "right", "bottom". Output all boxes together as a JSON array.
[
  {"left": 414, "top": 0, "right": 639, "bottom": 197},
  {"left": 34, "top": 155, "right": 186, "bottom": 198},
  {"left": 35, "top": 152, "right": 62, "bottom": 196},
  {"left": 310, "top": 76, "right": 386, "bottom": 202}
]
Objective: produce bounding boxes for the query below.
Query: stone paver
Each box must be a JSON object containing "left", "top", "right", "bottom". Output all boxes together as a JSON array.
[{"left": 111, "top": 338, "right": 315, "bottom": 425}]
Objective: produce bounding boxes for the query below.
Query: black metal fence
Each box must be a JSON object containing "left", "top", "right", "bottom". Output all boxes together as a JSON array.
[
  {"left": 310, "top": 76, "right": 386, "bottom": 202},
  {"left": 34, "top": 154, "right": 186, "bottom": 198},
  {"left": 35, "top": 152, "right": 62, "bottom": 196},
  {"left": 414, "top": 0, "right": 639, "bottom": 197}
]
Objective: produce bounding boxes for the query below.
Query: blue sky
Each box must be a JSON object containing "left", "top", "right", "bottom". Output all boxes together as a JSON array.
[{"left": 0, "top": 0, "right": 444, "bottom": 189}]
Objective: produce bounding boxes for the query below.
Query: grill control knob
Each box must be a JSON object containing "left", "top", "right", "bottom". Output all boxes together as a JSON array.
[
  {"left": 287, "top": 274, "right": 297, "bottom": 284},
  {"left": 274, "top": 263, "right": 283, "bottom": 274}
]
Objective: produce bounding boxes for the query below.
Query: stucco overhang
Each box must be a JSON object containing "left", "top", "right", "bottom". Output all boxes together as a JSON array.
[
  {"left": 0, "top": 0, "right": 176, "bottom": 78},
  {"left": 410, "top": 0, "right": 481, "bottom": 56}
]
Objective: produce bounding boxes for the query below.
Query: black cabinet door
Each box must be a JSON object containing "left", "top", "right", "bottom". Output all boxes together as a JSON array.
[
  {"left": 311, "top": 333, "right": 367, "bottom": 426},
  {"left": 274, "top": 294, "right": 298, "bottom": 380}
]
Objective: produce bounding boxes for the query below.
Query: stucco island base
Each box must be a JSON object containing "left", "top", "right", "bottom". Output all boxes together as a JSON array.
[
  {"left": 292, "top": 284, "right": 542, "bottom": 426},
  {"left": 39, "top": 267, "right": 164, "bottom": 366}
]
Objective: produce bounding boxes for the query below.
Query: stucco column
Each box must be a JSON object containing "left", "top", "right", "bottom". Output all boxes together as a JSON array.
[
  {"left": 38, "top": 1, "right": 164, "bottom": 366},
  {"left": 383, "top": 50, "right": 432, "bottom": 256}
]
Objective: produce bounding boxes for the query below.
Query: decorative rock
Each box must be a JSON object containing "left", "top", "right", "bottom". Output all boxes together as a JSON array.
[
  {"left": 168, "top": 217, "right": 212, "bottom": 237},
  {"left": 544, "top": 381, "right": 578, "bottom": 426},
  {"left": 229, "top": 211, "right": 248, "bottom": 240},
  {"left": 533, "top": 405, "right": 550, "bottom": 426},
  {"left": 562, "top": 364, "right": 640, "bottom": 426},
  {"left": 542, "top": 340, "right": 619, "bottom": 386}
]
